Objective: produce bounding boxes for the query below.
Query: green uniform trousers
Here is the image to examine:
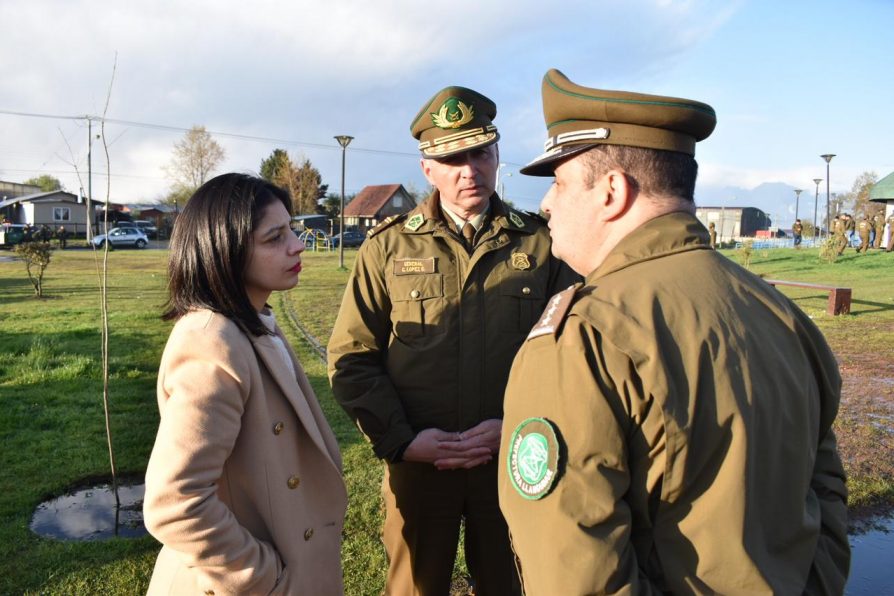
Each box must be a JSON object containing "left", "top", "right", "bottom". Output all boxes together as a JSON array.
[{"left": 383, "top": 461, "right": 521, "bottom": 596}]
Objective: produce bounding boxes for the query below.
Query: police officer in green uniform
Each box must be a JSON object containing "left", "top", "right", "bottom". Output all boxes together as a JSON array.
[
  {"left": 887, "top": 213, "right": 894, "bottom": 252},
  {"left": 857, "top": 215, "right": 871, "bottom": 254},
  {"left": 833, "top": 215, "right": 848, "bottom": 255},
  {"left": 707, "top": 221, "right": 716, "bottom": 248},
  {"left": 497, "top": 69, "right": 850, "bottom": 594},
  {"left": 328, "top": 85, "right": 578, "bottom": 595}
]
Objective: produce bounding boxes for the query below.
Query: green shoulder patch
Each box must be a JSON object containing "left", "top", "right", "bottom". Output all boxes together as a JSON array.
[
  {"left": 367, "top": 214, "right": 406, "bottom": 238},
  {"left": 507, "top": 417, "right": 561, "bottom": 500},
  {"left": 508, "top": 210, "right": 526, "bottom": 229},
  {"left": 404, "top": 213, "right": 425, "bottom": 231}
]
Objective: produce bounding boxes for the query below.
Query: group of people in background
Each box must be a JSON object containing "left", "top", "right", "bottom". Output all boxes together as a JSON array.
[
  {"left": 142, "top": 70, "right": 850, "bottom": 595},
  {"left": 833, "top": 211, "right": 893, "bottom": 254},
  {"left": 18, "top": 223, "right": 67, "bottom": 248}
]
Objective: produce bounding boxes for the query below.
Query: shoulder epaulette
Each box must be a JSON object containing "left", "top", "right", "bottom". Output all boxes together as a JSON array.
[
  {"left": 367, "top": 213, "right": 407, "bottom": 238},
  {"left": 527, "top": 283, "right": 582, "bottom": 340}
]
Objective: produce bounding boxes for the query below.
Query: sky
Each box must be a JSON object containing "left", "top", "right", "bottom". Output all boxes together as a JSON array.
[{"left": 2, "top": 0, "right": 892, "bottom": 228}]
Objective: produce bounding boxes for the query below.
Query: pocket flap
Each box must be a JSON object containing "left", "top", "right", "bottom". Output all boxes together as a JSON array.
[{"left": 390, "top": 274, "right": 444, "bottom": 302}]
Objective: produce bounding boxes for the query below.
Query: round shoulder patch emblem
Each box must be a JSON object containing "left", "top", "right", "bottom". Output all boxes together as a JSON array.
[{"left": 507, "top": 417, "right": 560, "bottom": 500}]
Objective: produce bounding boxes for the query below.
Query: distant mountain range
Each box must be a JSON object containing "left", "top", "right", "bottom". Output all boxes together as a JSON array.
[{"left": 696, "top": 182, "right": 826, "bottom": 229}]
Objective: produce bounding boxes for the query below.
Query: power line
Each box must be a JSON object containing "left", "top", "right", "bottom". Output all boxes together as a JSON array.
[
  {"left": 0, "top": 107, "right": 530, "bottom": 166},
  {"left": 0, "top": 108, "right": 422, "bottom": 159}
]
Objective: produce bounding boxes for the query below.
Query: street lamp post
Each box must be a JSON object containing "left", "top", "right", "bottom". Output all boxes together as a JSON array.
[
  {"left": 334, "top": 135, "right": 353, "bottom": 270},
  {"left": 793, "top": 188, "right": 803, "bottom": 226},
  {"left": 812, "top": 177, "right": 822, "bottom": 240},
  {"left": 821, "top": 154, "right": 835, "bottom": 239},
  {"left": 500, "top": 172, "right": 512, "bottom": 200}
]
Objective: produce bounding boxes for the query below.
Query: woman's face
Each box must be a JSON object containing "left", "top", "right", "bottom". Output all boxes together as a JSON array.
[{"left": 244, "top": 200, "right": 305, "bottom": 312}]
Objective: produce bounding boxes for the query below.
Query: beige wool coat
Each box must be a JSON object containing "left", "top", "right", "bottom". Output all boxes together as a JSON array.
[{"left": 144, "top": 309, "right": 347, "bottom": 595}]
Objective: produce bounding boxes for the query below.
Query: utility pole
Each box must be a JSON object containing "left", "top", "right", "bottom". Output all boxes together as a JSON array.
[{"left": 87, "top": 117, "right": 93, "bottom": 242}]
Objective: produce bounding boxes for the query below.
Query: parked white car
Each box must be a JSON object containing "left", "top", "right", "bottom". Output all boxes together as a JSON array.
[{"left": 92, "top": 227, "right": 149, "bottom": 249}]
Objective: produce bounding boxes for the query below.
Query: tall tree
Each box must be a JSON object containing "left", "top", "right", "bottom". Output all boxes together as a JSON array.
[
  {"left": 322, "top": 192, "right": 355, "bottom": 219},
  {"left": 850, "top": 171, "right": 881, "bottom": 218},
  {"left": 259, "top": 149, "right": 328, "bottom": 214},
  {"left": 294, "top": 158, "right": 328, "bottom": 215},
  {"left": 24, "top": 175, "right": 64, "bottom": 192},
  {"left": 166, "top": 125, "right": 225, "bottom": 198},
  {"left": 259, "top": 148, "right": 290, "bottom": 182}
]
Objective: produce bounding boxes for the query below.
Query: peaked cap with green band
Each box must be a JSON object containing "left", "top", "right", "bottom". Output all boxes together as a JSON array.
[
  {"left": 411, "top": 86, "right": 500, "bottom": 158},
  {"left": 521, "top": 69, "right": 717, "bottom": 176}
]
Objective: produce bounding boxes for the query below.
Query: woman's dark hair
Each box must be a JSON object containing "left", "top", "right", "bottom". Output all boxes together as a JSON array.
[{"left": 162, "top": 173, "right": 292, "bottom": 336}]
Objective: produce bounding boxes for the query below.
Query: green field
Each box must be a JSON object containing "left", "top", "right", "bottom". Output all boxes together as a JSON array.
[{"left": 0, "top": 245, "right": 891, "bottom": 594}]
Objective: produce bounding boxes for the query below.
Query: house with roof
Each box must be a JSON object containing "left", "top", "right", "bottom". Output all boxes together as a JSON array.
[
  {"left": 870, "top": 170, "right": 894, "bottom": 218},
  {"left": 0, "top": 190, "right": 89, "bottom": 234},
  {"left": 343, "top": 184, "right": 417, "bottom": 232},
  {"left": 0, "top": 190, "right": 137, "bottom": 236}
]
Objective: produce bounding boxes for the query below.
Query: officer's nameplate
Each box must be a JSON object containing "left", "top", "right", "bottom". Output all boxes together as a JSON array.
[{"left": 393, "top": 257, "right": 436, "bottom": 276}]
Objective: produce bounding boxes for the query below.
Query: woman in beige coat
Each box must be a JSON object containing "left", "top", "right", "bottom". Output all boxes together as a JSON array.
[{"left": 144, "top": 173, "right": 347, "bottom": 595}]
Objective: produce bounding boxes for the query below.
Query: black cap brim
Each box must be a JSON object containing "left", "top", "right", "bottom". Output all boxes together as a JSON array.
[{"left": 519, "top": 143, "right": 598, "bottom": 177}]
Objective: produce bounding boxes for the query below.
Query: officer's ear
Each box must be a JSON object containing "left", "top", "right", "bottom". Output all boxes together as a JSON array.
[
  {"left": 600, "top": 169, "right": 635, "bottom": 222},
  {"left": 420, "top": 158, "right": 436, "bottom": 186}
]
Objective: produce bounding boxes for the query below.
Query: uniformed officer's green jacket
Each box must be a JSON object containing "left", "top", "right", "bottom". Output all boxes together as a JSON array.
[
  {"left": 499, "top": 212, "right": 849, "bottom": 595},
  {"left": 328, "top": 192, "right": 579, "bottom": 462}
]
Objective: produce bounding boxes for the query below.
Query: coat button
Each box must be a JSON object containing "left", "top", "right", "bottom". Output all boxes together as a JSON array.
[
  {"left": 522, "top": 287, "right": 531, "bottom": 295},
  {"left": 273, "top": 422, "right": 284, "bottom": 435},
  {"left": 304, "top": 528, "right": 314, "bottom": 541},
  {"left": 410, "top": 289, "right": 420, "bottom": 299},
  {"left": 287, "top": 475, "right": 300, "bottom": 489}
]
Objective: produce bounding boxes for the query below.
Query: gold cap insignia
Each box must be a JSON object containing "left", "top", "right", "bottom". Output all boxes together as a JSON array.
[
  {"left": 404, "top": 213, "right": 425, "bottom": 231},
  {"left": 511, "top": 252, "right": 531, "bottom": 270},
  {"left": 431, "top": 97, "right": 475, "bottom": 130},
  {"left": 509, "top": 211, "right": 525, "bottom": 228}
]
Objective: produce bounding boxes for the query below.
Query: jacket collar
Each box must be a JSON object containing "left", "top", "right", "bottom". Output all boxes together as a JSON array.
[
  {"left": 586, "top": 211, "right": 711, "bottom": 284},
  {"left": 402, "top": 191, "right": 536, "bottom": 236}
]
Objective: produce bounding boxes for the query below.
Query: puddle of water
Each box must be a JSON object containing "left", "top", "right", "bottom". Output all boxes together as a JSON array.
[
  {"left": 846, "top": 514, "right": 894, "bottom": 594},
  {"left": 30, "top": 482, "right": 147, "bottom": 541}
]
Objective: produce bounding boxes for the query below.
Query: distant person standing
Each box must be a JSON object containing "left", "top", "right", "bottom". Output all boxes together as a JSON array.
[
  {"left": 833, "top": 216, "right": 848, "bottom": 255},
  {"left": 857, "top": 216, "right": 871, "bottom": 254},
  {"left": 845, "top": 213, "right": 856, "bottom": 247},
  {"left": 886, "top": 213, "right": 894, "bottom": 252},
  {"left": 56, "top": 226, "right": 67, "bottom": 249},
  {"left": 792, "top": 218, "right": 803, "bottom": 247},
  {"left": 873, "top": 213, "right": 885, "bottom": 249},
  {"left": 708, "top": 221, "right": 717, "bottom": 248}
]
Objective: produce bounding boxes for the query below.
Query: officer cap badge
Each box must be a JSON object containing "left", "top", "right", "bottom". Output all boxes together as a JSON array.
[{"left": 431, "top": 97, "right": 475, "bottom": 130}]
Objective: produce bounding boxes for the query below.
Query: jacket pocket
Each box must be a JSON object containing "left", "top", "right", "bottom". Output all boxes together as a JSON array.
[
  {"left": 498, "top": 271, "right": 546, "bottom": 332},
  {"left": 389, "top": 274, "right": 445, "bottom": 339}
]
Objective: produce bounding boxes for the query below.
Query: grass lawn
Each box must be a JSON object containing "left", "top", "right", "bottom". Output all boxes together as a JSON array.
[{"left": 0, "top": 244, "right": 892, "bottom": 594}]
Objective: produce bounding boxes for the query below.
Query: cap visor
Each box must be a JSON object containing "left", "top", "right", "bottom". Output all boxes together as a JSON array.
[{"left": 520, "top": 143, "right": 597, "bottom": 176}]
